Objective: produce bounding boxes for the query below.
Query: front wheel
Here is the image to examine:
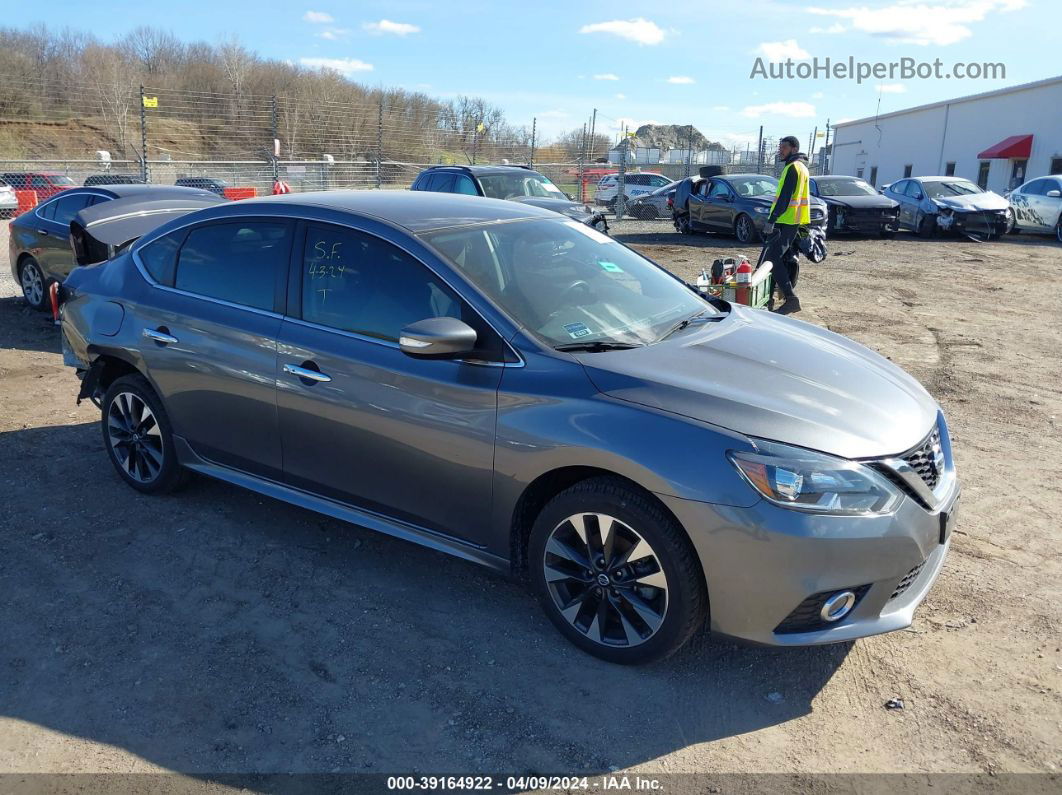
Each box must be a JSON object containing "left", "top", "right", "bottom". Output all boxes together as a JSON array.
[
  {"left": 19, "top": 257, "right": 48, "bottom": 311},
  {"left": 101, "top": 375, "right": 187, "bottom": 494},
  {"left": 675, "top": 212, "right": 694, "bottom": 235},
  {"left": 917, "top": 213, "right": 937, "bottom": 238},
  {"left": 734, "top": 213, "right": 759, "bottom": 244},
  {"left": 879, "top": 227, "right": 896, "bottom": 239},
  {"left": 529, "top": 477, "right": 708, "bottom": 664},
  {"left": 1056, "top": 218, "right": 1062, "bottom": 244}
]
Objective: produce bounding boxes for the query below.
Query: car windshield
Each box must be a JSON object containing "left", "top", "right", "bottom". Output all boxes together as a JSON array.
[
  {"left": 816, "top": 179, "right": 877, "bottom": 197},
  {"left": 478, "top": 172, "right": 567, "bottom": 201},
  {"left": 923, "top": 180, "right": 982, "bottom": 198},
  {"left": 51, "top": 175, "right": 77, "bottom": 186},
  {"left": 652, "top": 180, "right": 680, "bottom": 196},
  {"left": 728, "top": 177, "right": 777, "bottom": 197},
  {"left": 423, "top": 218, "right": 716, "bottom": 347}
]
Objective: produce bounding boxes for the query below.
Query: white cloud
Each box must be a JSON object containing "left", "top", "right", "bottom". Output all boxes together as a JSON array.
[
  {"left": 299, "top": 57, "right": 374, "bottom": 75},
  {"left": 667, "top": 76, "right": 695, "bottom": 84},
  {"left": 363, "top": 19, "right": 421, "bottom": 36},
  {"left": 711, "top": 105, "right": 731, "bottom": 111},
  {"left": 579, "top": 18, "right": 666, "bottom": 45},
  {"left": 806, "top": 0, "right": 1027, "bottom": 47},
  {"left": 318, "top": 28, "right": 350, "bottom": 40},
  {"left": 615, "top": 93, "right": 626, "bottom": 100},
  {"left": 876, "top": 83, "right": 907, "bottom": 93},
  {"left": 741, "top": 101, "right": 817, "bottom": 119},
  {"left": 593, "top": 73, "right": 620, "bottom": 81},
  {"left": 811, "top": 91, "right": 825, "bottom": 99},
  {"left": 754, "top": 39, "right": 810, "bottom": 63},
  {"left": 303, "top": 10, "right": 333, "bottom": 23},
  {"left": 809, "top": 23, "right": 846, "bottom": 34}
]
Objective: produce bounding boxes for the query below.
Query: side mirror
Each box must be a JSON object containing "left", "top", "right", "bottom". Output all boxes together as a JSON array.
[
  {"left": 565, "top": 192, "right": 575, "bottom": 201},
  {"left": 1047, "top": 189, "right": 1061, "bottom": 198},
  {"left": 915, "top": 192, "right": 924, "bottom": 200},
  {"left": 399, "top": 317, "right": 477, "bottom": 359}
]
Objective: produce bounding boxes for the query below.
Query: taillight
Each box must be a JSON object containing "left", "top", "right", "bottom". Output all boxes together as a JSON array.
[{"left": 49, "top": 282, "right": 60, "bottom": 324}]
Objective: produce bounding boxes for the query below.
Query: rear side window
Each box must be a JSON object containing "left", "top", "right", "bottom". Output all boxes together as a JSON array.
[
  {"left": 138, "top": 230, "right": 186, "bottom": 285},
  {"left": 174, "top": 222, "right": 290, "bottom": 311},
  {"left": 52, "top": 193, "right": 100, "bottom": 226},
  {"left": 427, "top": 173, "right": 456, "bottom": 192}
]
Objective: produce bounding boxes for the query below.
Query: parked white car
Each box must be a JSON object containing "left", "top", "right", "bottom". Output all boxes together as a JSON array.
[
  {"left": 0, "top": 178, "right": 18, "bottom": 218},
  {"left": 1008, "top": 175, "right": 1062, "bottom": 242},
  {"left": 595, "top": 172, "right": 673, "bottom": 209}
]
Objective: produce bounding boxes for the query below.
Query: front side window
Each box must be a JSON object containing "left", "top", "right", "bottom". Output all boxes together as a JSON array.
[
  {"left": 174, "top": 222, "right": 289, "bottom": 311},
  {"left": 477, "top": 172, "right": 566, "bottom": 201},
  {"left": 729, "top": 177, "right": 777, "bottom": 197},
  {"left": 300, "top": 224, "right": 502, "bottom": 358},
  {"left": 453, "top": 175, "right": 478, "bottom": 195},
  {"left": 708, "top": 181, "right": 732, "bottom": 199},
  {"left": 138, "top": 230, "right": 186, "bottom": 285},
  {"left": 424, "top": 218, "right": 715, "bottom": 348},
  {"left": 905, "top": 181, "right": 924, "bottom": 199}
]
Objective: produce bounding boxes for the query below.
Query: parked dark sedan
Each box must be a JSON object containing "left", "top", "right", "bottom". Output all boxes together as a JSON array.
[
  {"left": 811, "top": 176, "right": 900, "bottom": 237},
  {"left": 674, "top": 173, "right": 827, "bottom": 242},
  {"left": 411, "top": 164, "right": 609, "bottom": 233},
  {"left": 58, "top": 190, "right": 957, "bottom": 664},
  {"left": 9, "top": 184, "right": 222, "bottom": 310},
  {"left": 175, "top": 176, "right": 229, "bottom": 195},
  {"left": 83, "top": 173, "right": 146, "bottom": 186}
]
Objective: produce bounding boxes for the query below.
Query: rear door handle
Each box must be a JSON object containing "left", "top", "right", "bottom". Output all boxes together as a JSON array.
[
  {"left": 143, "top": 328, "right": 179, "bottom": 345},
  {"left": 37, "top": 229, "right": 50, "bottom": 236},
  {"left": 284, "top": 363, "right": 332, "bottom": 383}
]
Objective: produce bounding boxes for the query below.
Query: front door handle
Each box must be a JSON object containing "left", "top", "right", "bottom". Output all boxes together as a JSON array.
[
  {"left": 284, "top": 363, "right": 332, "bottom": 383},
  {"left": 143, "top": 327, "right": 179, "bottom": 345},
  {"left": 38, "top": 229, "right": 50, "bottom": 236}
]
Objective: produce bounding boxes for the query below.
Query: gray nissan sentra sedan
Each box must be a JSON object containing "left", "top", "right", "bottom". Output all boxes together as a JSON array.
[{"left": 58, "top": 191, "right": 959, "bottom": 664}]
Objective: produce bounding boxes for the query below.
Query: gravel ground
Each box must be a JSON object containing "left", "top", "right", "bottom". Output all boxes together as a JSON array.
[{"left": 0, "top": 218, "right": 1060, "bottom": 783}]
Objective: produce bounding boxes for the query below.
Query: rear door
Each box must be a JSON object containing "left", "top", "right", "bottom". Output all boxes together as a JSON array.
[
  {"left": 132, "top": 219, "right": 291, "bottom": 478},
  {"left": 275, "top": 221, "right": 504, "bottom": 545},
  {"left": 35, "top": 191, "right": 108, "bottom": 280}
]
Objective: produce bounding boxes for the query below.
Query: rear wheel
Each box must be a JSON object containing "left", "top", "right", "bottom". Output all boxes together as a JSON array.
[
  {"left": 19, "top": 257, "right": 48, "bottom": 311},
  {"left": 529, "top": 477, "right": 708, "bottom": 664},
  {"left": 101, "top": 375, "right": 187, "bottom": 494},
  {"left": 734, "top": 213, "right": 759, "bottom": 244}
]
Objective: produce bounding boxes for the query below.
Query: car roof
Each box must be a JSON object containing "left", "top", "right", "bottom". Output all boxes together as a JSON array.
[
  {"left": 424, "top": 165, "right": 539, "bottom": 176},
  {"left": 814, "top": 175, "right": 862, "bottom": 181},
  {"left": 916, "top": 176, "right": 975, "bottom": 182},
  {"left": 720, "top": 173, "right": 775, "bottom": 180},
  {"left": 82, "top": 184, "right": 223, "bottom": 199},
  {"left": 200, "top": 189, "right": 556, "bottom": 233}
]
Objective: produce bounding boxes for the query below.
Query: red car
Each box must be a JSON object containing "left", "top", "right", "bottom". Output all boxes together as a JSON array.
[{"left": 1, "top": 171, "right": 77, "bottom": 200}]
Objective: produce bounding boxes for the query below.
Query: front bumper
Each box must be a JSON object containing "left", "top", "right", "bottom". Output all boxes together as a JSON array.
[
  {"left": 831, "top": 207, "right": 899, "bottom": 233},
  {"left": 658, "top": 470, "right": 958, "bottom": 646},
  {"left": 938, "top": 208, "right": 1009, "bottom": 236}
]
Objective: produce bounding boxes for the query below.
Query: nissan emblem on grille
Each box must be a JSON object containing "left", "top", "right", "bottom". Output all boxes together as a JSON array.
[{"left": 903, "top": 428, "right": 943, "bottom": 489}]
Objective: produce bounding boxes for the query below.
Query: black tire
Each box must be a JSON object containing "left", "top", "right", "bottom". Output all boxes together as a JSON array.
[
  {"left": 734, "top": 213, "right": 759, "bottom": 244},
  {"left": 18, "top": 256, "right": 48, "bottom": 311},
  {"left": 529, "top": 476, "right": 708, "bottom": 664},
  {"left": 917, "top": 213, "right": 937, "bottom": 238},
  {"left": 1056, "top": 218, "right": 1062, "bottom": 244},
  {"left": 641, "top": 204, "right": 659, "bottom": 220},
  {"left": 101, "top": 374, "right": 187, "bottom": 494},
  {"left": 879, "top": 228, "right": 896, "bottom": 239},
  {"left": 676, "top": 211, "right": 694, "bottom": 235}
]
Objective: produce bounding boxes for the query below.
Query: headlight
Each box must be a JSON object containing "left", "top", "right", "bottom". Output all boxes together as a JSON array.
[
  {"left": 728, "top": 439, "right": 902, "bottom": 516},
  {"left": 753, "top": 206, "right": 769, "bottom": 214}
]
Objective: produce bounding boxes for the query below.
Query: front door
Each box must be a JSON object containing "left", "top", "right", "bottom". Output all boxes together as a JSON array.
[
  {"left": 36, "top": 192, "right": 104, "bottom": 280},
  {"left": 276, "top": 222, "right": 503, "bottom": 545},
  {"left": 134, "top": 219, "right": 291, "bottom": 479},
  {"left": 702, "top": 179, "right": 736, "bottom": 230}
]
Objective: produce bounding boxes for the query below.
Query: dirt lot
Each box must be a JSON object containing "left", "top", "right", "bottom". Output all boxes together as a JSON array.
[{"left": 0, "top": 218, "right": 1060, "bottom": 782}]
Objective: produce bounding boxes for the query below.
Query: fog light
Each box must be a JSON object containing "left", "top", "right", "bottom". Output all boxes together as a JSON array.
[{"left": 820, "top": 591, "right": 856, "bottom": 622}]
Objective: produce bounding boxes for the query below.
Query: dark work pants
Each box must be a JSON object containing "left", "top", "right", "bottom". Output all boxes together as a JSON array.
[{"left": 763, "top": 224, "right": 801, "bottom": 299}]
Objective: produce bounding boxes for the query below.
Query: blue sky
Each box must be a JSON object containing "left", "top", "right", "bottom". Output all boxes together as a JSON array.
[{"left": 11, "top": 0, "right": 1057, "bottom": 151}]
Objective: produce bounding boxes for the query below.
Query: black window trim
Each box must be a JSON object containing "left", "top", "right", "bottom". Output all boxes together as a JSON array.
[
  {"left": 286, "top": 218, "right": 519, "bottom": 366},
  {"left": 33, "top": 189, "right": 114, "bottom": 224},
  {"left": 132, "top": 216, "right": 293, "bottom": 318}
]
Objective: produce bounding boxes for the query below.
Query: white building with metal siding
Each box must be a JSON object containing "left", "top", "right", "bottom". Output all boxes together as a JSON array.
[{"left": 829, "top": 76, "right": 1062, "bottom": 194}]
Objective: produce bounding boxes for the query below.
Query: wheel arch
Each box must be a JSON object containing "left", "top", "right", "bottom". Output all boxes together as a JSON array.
[{"left": 509, "top": 466, "right": 686, "bottom": 575}]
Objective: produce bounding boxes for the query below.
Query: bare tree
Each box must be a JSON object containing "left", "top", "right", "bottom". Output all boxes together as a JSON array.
[{"left": 81, "top": 45, "right": 135, "bottom": 156}]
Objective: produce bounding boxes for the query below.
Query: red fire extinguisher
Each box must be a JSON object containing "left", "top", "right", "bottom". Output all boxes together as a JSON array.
[{"left": 734, "top": 257, "right": 753, "bottom": 304}]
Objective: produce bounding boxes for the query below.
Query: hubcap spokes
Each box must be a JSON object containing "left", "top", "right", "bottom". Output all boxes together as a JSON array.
[
  {"left": 107, "top": 392, "right": 163, "bottom": 483},
  {"left": 21, "top": 265, "right": 43, "bottom": 305},
  {"left": 544, "top": 513, "right": 668, "bottom": 647}
]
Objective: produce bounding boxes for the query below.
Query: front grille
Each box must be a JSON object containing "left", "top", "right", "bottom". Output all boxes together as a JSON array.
[
  {"left": 902, "top": 427, "right": 943, "bottom": 489},
  {"left": 774, "top": 584, "right": 871, "bottom": 634},
  {"left": 889, "top": 560, "right": 926, "bottom": 601}
]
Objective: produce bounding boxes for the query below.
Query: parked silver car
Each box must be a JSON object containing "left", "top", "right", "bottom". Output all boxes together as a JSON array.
[
  {"left": 1007, "top": 175, "right": 1062, "bottom": 242},
  {"left": 626, "top": 180, "right": 679, "bottom": 219},
  {"left": 882, "top": 176, "right": 1012, "bottom": 239},
  {"left": 58, "top": 191, "right": 958, "bottom": 664},
  {"left": 0, "top": 178, "right": 18, "bottom": 218}
]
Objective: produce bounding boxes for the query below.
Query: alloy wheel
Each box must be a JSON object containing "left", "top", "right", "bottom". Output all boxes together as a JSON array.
[
  {"left": 1056, "top": 221, "right": 1061, "bottom": 244},
  {"left": 107, "top": 392, "right": 165, "bottom": 483},
  {"left": 736, "top": 215, "right": 754, "bottom": 243},
  {"left": 542, "top": 512, "right": 669, "bottom": 647},
  {"left": 20, "top": 261, "right": 44, "bottom": 307}
]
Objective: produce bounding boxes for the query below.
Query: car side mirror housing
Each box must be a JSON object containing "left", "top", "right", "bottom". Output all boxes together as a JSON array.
[
  {"left": 915, "top": 192, "right": 924, "bottom": 200},
  {"left": 565, "top": 192, "right": 575, "bottom": 201},
  {"left": 1046, "top": 189, "right": 1061, "bottom": 198},
  {"left": 399, "top": 317, "right": 477, "bottom": 359}
]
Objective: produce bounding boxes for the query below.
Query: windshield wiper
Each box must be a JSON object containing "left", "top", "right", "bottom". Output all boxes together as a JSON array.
[
  {"left": 554, "top": 341, "right": 643, "bottom": 353},
  {"left": 656, "top": 309, "right": 719, "bottom": 342}
]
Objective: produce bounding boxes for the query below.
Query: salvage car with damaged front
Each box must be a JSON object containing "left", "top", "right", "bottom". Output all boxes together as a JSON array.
[
  {"left": 811, "top": 176, "right": 900, "bottom": 237},
  {"left": 883, "top": 176, "right": 1012, "bottom": 240},
  {"left": 57, "top": 190, "right": 959, "bottom": 664}
]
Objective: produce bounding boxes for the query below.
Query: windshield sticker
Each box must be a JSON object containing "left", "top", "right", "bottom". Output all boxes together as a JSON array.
[
  {"left": 599, "top": 261, "right": 623, "bottom": 273},
  {"left": 563, "top": 322, "right": 592, "bottom": 339}
]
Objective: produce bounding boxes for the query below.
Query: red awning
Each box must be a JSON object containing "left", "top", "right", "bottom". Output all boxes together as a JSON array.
[{"left": 977, "top": 134, "right": 1033, "bottom": 159}]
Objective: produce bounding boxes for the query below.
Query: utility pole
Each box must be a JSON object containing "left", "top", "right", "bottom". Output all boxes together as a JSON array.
[
  {"left": 809, "top": 125, "right": 818, "bottom": 171},
  {"left": 375, "top": 94, "right": 384, "bottom": 189},
  {"left": 588, "top": 108, "right": 597, "bottom": 162},
  {"left": 271, "top": 95, "right": 280, "bottom": 184},
  {"left": 616, "top": 125, "right": 629, "bottom": 220},
  {"left": 577, "top": 122, "right": 587, "bottom": 202},
  {"left": 529, "top": 117, "right": 536, "bottom": 168},
  {"left": 139, "top": 85, "right": 149, "bottom": 183},
  {"left": 823, "top": 119, "right": 831, "bottom": 174},
  {"left": 756, "top": 125, "right": 763, "bottom": 173}
]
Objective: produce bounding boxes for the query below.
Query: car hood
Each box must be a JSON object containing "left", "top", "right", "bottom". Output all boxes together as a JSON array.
[
  {"left": 821, "top": 194, "right": 899, "bottom": 209},
  {"left": 579, "top": 306, "right": 938, "bottom": 460},
  {"left": 932, "top": 192, "right": 1008, "bottom": 212},
  {"left": 509, "top": 196, "right": 596, "bottom": 217}
]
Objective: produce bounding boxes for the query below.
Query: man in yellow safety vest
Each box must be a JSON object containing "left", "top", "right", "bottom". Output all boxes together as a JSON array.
[{"left": 761, "top": 135, "right": 810, "bottom": 315}]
